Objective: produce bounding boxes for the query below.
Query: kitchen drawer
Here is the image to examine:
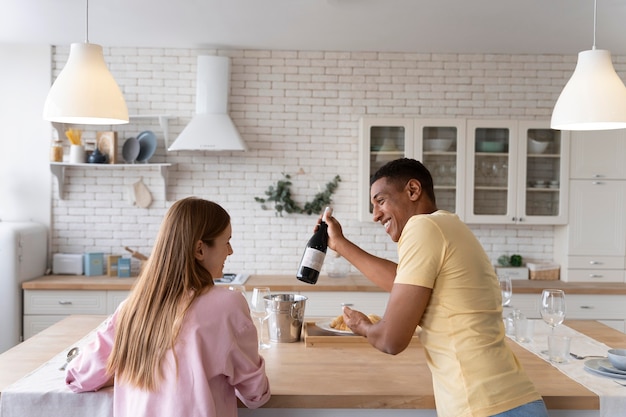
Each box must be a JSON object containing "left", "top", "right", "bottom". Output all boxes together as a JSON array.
[
  {"left": 565, "top": 269, "right": 625, "bottom": 283},
  {"left": 567, "top": 256, "right": 625, "bottom": 269},
  {"left": 24, "top": 290, "right": 107, "bottom": 315},
  {"left": 106, "top": 290, "right": 130, "bottom": 313},
  {"left": 23, "top": 315, "right": 66, "bottom": 340},
  {"left": 565, "top": 295, "right": 626, "bottom": 320},
  {"left": 301, "top": 292, "right": 388, "bottom": 317}
]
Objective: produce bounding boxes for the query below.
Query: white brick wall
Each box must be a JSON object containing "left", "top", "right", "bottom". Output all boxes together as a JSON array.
[{"left": 50, "top": 47, "right": 607, "bottom": 275}]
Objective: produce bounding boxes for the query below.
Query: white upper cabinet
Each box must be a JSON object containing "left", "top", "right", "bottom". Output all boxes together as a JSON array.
[
  {"left": 465, "top": 120, "right": 569, "bottom": 225},
  {"left": 570, "top": 129, "right": 626, "bottom": 179},
  {"left": 358, "top": 118, "right": 465, "bottom": 222},
  {"left": 359, "top": 117, "right": 569, "bottom": 225}
]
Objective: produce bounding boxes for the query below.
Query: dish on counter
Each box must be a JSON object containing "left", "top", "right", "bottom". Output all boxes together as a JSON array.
[
  {"left": 598, "top": 358, "right": 626, "bottom": 375},
  {"left": 316, "top": 320, "right": 354, "bottom": 335},
  {"left": 136, "top": 130, "right": 157, "bottom": 162},
  {"left": 122, "top": 137, "right": 140, "bottom": 163},
  {"left": 584, "top": 358, "right": 626, "bottom": 379}
]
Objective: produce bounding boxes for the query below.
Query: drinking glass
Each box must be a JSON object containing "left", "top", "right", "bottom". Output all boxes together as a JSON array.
[
  {"left": 250, "top": 287, "right": 271, "bottom": 349},
  {"left": 499, "top": 275, "right": 512, "bottom": 308},
  {"left": 540, "top": 289, "right": 566, "bottom": 334}
]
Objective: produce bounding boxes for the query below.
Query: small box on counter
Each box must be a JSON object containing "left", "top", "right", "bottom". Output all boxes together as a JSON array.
[
  {"left": 117, "top": 258, "right": 131, "bottom": 278},
  {"left": 107, "top": 255, "right": 121, "bottom": 277},
  {"left": 52, "top": 253, "right": 83, "bottom": 275},
  {"left": 527, "top": 262, "right": 560, "bottom": 280},
  {"left": 84, "top": 252, "right": 104, "bottom": 276},
  {"left": 496, "top": 266, "right": 529, "bottom": 281}
]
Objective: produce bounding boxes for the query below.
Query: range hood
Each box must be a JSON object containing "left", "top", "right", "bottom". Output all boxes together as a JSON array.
[{"left": 168, "top": 55, "right": 247, "bottom": 151}]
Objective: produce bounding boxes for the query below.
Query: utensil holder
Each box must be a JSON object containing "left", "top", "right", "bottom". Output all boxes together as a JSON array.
[{"left": 69, "top": 145, "right": 86, "bottom": 164}]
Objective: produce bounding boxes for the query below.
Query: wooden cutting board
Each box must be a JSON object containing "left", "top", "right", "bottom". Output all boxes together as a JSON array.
[{"left": 303, "top": 322, "right": 422, "bottom": 348}]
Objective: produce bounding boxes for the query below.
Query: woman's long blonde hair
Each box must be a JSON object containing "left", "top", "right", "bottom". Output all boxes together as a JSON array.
[{"left": 107, "top": 197, "right": 230, "bottom": 390}]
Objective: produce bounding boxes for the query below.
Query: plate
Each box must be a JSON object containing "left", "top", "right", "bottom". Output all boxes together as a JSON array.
[
  {"left": 597, "top": 358, "right": 626, "bottom": 375},
  {"left": 122, "top": 137, "right": 140, "bottom": 163},
  {"left": 136, "top": 130, "right": 157, "bottom": 162},
  {"left": 584, "top": 358, "right": 626, "bottom": 379},
  {"left": 316, "top": 320, "right": 354, "bottom": 335}
]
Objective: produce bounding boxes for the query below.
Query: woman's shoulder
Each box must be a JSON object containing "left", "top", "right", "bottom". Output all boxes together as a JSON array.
[{"left": 193, "top": 285, "right": 249, "bottom": 313}]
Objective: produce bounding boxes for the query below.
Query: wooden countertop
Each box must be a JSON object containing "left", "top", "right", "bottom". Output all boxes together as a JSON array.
[
  {"left": 23, "top": 274, "right": 626, "bottom": 294},
  {"left": 3, "top": 316, "right": 626, "bottom": 410}
]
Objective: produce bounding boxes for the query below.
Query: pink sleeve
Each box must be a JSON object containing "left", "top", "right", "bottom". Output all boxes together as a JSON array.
[{"left": 65, "top": 314, "right": 116, "bottom": 392}]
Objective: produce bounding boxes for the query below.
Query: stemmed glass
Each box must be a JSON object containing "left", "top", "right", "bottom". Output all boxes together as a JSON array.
[
  {"left": 250, "top": 287, "right": 271, "bottom": 350},
  {"left": 540, "top": 289, "right": 566, "bottom": 334},
  {"left": 499, "top": 276, "right": 513, "bottom": 308}
]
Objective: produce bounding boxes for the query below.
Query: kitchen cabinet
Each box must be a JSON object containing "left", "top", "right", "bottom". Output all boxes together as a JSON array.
[
  {"left": 301, "top": 291, "right": 388, "bottom": 317},
  {"left": 23, "top": 289, "right": 129, "bottom": 339},
  {"left": 511, "top": 293, "right": 626, "bottom": 332},
  {"left": 358, "top": 117, "right": 466, "bottom": 222},
  {"left": 570, "top": 129, "right": 626, "bottom": 179},
  {"left": 359, "top": 118, "right": 569, "bottom": 225},
  {"left": 554, "top": 131, "right": 626, "bottom": 283},
  {"left": 464, "top": 120, "right": 569, "bottom": 224}
]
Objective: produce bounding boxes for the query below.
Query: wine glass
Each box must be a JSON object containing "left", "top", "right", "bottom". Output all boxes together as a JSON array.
[
  {"left": 499, "top": 276, "right": 513, "bottom": 308},
  {"left": 250, "top": 287, "right": 271, "bottom": 350},
  {"left": 540, "top": 289, "right": 566, "bottom": 334}
]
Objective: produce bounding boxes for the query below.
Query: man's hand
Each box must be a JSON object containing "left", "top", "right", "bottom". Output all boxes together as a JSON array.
[{"left": 342, "top": 305, "right": 373, "bottom": 337}]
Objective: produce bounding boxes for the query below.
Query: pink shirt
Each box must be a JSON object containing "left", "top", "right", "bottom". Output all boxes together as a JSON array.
[{"left": 66, "top": 286, "right": 270, "bottom": 417}]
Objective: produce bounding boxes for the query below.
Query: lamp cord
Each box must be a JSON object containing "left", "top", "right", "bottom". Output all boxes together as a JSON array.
[
  {"left": 592, "top": 0, "right": 597, "bottom": 50},
  {"left": 85, "top": 0, "right": 89, "bottom": 44}
]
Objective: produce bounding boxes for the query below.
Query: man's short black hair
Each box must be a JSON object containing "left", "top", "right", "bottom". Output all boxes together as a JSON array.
[{"left": 370, "top": 158, "right": 436, "bottom": 204}]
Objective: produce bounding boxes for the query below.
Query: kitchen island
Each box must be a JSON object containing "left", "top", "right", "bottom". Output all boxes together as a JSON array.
[{"left": 3, "top": 315, "right": 626, "bottom": 416}]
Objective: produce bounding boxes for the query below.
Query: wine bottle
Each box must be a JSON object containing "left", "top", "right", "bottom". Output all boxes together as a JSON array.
[{"left": 296, "top": 207, "right": 333, "bottom": 284}]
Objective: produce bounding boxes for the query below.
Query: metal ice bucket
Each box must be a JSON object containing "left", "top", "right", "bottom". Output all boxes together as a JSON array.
[{"left": 264, "top": 293, "right": 307, "bottom": 342}]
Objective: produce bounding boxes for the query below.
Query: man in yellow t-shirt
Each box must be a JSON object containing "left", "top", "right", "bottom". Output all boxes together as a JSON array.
[{"left": 324, "top": 158, "right": 548, "bottom": 417}]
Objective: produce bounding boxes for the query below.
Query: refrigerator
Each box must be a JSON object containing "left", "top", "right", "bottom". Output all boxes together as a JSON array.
[{"left": 0, "top": 221, "right": 47, "bottom": 353}]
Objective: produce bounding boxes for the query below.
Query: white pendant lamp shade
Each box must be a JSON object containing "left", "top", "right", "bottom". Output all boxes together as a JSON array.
[
  {"left": 551, "top": 49, "right": 626, "bottom": 131},
  {"left": 43, "top": 43, "right": 129, "bottom": 125}
]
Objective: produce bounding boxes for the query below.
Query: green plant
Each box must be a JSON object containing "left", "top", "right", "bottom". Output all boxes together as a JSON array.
[
  {"left": 255, "top": 173, "right": 341, "bottom": 216},
  {"left": 497, "top": 254, "right": 523, "bottom": 267}
]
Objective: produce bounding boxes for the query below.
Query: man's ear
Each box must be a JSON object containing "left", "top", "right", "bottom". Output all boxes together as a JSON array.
[{"left": 406, "top": 179, "right": 422, "bottom": 201}]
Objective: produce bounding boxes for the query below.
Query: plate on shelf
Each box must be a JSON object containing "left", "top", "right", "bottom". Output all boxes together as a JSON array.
[
  {"left": 136, "top": 130, "right": 157, "bottom": 162},
  {"left": 316, "top": 320, "right": 354, "bottom": 335},
  {"left": 584, "top": 358, "right": 626, "bottom": 379},
  {"left": 122, "top": 137, "right": 140, "bottom": 163}
]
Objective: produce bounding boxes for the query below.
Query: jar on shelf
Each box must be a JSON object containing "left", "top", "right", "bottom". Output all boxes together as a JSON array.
[{"left": 50, "top": 139, "right": 63, "bottom": 162}]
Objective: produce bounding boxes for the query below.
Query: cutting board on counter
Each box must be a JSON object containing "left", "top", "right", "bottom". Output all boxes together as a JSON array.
[{"left": 303, "top": 322, "right": 422, "bottom": 348}]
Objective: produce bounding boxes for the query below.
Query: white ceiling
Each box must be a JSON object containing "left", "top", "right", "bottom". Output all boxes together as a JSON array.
[{"left": 2, "top": 0, "right": 626, "bottom": 55}]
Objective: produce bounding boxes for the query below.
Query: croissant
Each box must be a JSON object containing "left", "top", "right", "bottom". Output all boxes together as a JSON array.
[{"left": 329, "top": 314, "right": 382, "bottom": 331}]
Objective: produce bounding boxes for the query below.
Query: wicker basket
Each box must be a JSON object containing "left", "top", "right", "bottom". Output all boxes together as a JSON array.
[{"left": 527, "top": 263, "right": 560, "bottom": 281}]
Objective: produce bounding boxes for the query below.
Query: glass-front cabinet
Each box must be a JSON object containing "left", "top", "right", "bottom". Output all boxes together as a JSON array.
[
  {"left": 358, "top": 118, "right": 465, "bottom": 222},
  {"left": 465, "top": 120, "right": 569, "bottom": 224},
  {"left": 359, "top": 117, "right": 569, "bottom": 225}
]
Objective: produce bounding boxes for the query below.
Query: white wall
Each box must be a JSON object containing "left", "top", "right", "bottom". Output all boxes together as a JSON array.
[
  {"left": 0, "top": 44, "right": 51, "bottom": 226},
  {"left": 46, "top": 47, "right": 602, "bottom": 275}
]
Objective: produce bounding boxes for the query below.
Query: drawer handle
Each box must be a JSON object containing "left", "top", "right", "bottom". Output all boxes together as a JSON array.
[
  {"left": 589, "top": 261, "right": 602, "bottom": 265},
  {"left": 579, "top": 305, "right": 594, "bottom": 310},
  {"left": 589, "top": 274, "right": 604, "bottom": 278},
  {"left": 58, "top": 300, "right": 73, "bottom": 305},
  {"left": 592, "top": 181, "right": 604, "bottom": 185}
]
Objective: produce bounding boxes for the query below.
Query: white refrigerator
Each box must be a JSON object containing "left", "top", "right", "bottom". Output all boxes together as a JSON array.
[{"left": 0, "top": 221, "right": 47, "bottom": 353}]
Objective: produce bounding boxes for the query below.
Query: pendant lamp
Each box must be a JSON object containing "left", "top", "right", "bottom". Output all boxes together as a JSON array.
[
  {"left": 551, "top": 0, "right": 626, "bottom": 131},
  {"left": 43, "top": 0, "right": 128, "bottom": 125}
]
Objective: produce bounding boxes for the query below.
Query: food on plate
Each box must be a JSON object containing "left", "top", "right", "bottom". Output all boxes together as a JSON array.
[{"left": 330, "top": 313, "right": 382, "bottom": 331}]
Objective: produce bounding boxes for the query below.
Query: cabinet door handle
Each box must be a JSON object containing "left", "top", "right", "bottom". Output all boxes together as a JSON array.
[
  {"left": 589, "top": 261, "right": 601, "bottom": 265},
  {"left": 579, "top": 305, "right": 594, "bottom": 309},
  {"left": 58, "top": 300, "right": 73, "bottom": 305},
  {"left": 592, "top": 181, "right": 604, "bottom": 185},
  {"left": 589, "top": 274, "right": 604, "bottom": 278}
]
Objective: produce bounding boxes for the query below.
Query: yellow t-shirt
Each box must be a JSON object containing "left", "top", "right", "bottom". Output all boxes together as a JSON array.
[{"left": 395, "top": 211, "right": 541, "bottom": 417}]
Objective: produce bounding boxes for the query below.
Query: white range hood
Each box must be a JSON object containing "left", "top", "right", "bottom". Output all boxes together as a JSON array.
[{"left": 168, "top": 55, "right": 247, "bottom": 151}]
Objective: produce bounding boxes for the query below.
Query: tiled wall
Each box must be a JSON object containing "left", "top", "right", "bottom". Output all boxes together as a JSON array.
[{"left": 50, "top": 47, "right": 594, "bottom": 275}]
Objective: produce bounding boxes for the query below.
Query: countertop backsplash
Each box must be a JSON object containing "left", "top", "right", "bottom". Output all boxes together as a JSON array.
[{"left": 49, "top": 47, "right": 569, "bottom": 274}]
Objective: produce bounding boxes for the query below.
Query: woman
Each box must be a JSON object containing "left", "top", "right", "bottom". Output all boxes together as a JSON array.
[{"left": 66, "top": 197, "right": 270, "bottom": 417}]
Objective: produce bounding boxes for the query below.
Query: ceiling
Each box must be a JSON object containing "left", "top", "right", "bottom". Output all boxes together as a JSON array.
[{"left": 2, "top": 0, "right": 626, "bottom": 55}]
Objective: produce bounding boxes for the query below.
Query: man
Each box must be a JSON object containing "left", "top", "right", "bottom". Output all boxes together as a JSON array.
[{"left": 324, "top": 158, "right": 548, "bottom": 417}]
